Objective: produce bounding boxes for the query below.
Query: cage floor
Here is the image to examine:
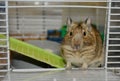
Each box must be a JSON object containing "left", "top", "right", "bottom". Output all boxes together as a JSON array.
[{"left": 2, "top": 69, "right": 120, "bottom": 81}]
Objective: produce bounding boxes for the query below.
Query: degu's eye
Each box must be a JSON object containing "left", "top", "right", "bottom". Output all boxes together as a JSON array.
[
  {"left": 83, "top": 31, "right": 86, "bottom": 36},
  {"left": 69, "top": 32, "right": 73, "bottom": 36}
]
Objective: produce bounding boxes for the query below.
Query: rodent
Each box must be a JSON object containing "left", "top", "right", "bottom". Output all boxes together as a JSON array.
[{"left": 61, "top": 17, "right": 104, "bottom": 70}]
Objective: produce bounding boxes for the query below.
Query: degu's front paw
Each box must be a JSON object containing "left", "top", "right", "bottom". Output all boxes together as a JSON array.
[
  {"left": 81, "top": 63, "right": 88, "bottom": 70},
  {"left": 65, "top": 66, "right": 72, "bottom": 70},
  {"left": 65, "top": 62, "right": 72, "bottom": 70}
]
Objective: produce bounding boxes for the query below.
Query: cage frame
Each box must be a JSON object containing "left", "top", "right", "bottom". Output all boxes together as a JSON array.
[{"left": 0, "top": 0, "right": 120, "bottom": 74}]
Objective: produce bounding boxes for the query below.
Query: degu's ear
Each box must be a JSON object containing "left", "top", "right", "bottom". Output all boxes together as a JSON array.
[
  {"left": 66, "top": 17, "right": 73, "bottom": 26},
  {"left": 85, "top": 17, "right": 91, "bottom": 26},
  {"left": 85, "top": 18, "right": 92, "bottom": 31}
]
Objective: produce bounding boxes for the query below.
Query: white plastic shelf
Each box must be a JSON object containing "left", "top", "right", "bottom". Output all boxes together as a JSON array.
[
  {"left": 7, "top": 0, "right": 109, "bottom": 2},
  {"left": 2, "top": 69, "right": 120, "bottom": 81}
]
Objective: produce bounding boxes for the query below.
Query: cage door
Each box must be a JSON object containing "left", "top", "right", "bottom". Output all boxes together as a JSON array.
[
  {"left": 0, "top": 0, "right": 10, "bottom": 80},
  {"left": 106, "top": 0, "right": 120, "bottom": 69}
]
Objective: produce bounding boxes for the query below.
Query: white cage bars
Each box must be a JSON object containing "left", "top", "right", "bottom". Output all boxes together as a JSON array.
[
  {"left": 105, "top": 0, "right": 120, "bottom": 69},
  {"left": 0, "top": 0, "right": 119, "bottom": 74},
  {"left": 0, "top": 0, "right": 10, "bottom": 80}
]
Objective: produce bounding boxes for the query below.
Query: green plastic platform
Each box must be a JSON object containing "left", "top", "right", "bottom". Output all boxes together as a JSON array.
[{"left": 0, "top": 35, "right": 65, "bottom": 68}]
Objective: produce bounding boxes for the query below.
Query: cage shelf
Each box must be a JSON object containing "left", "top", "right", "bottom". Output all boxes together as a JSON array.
[
  {"left": 8, "top": 5, "right": 107, "bottom": 9},
  {"left": 7, "top": 0, "right": 108, "bottom": 2}
]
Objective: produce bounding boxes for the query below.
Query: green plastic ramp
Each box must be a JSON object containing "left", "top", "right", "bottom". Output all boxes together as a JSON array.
[{"left": 0, "top": 35, "right": 65, "bottom": 68}]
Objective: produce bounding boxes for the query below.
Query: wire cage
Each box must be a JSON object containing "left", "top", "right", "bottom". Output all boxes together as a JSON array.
[
  {"left": 0, "top": 0, "right": 120, "bottom": 81},
  {"left": 9, "top": 1, "right": 107, "bottom": 69}
]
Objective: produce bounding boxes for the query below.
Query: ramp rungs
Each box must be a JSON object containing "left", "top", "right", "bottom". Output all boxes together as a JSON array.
[{"left": 6, "top": 35, "right": 65, "bottom": 68}]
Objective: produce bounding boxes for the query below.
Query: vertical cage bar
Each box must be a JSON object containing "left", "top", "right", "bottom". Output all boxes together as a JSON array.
[
  {"left": 105, "top": 0, "right": 111, "bottom": 69},
  {"left": 5, "top": 0, "right": 10, "bottom": 71}
]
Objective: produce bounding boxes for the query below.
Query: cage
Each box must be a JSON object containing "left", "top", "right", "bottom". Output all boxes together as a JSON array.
[{"left": 0, "top": 0, "right": 120, "bottom": 81}]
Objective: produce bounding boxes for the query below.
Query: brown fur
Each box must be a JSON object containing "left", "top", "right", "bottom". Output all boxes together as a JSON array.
[{"left": 61, "top": 18, "right": 104, "bottom": 69}]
